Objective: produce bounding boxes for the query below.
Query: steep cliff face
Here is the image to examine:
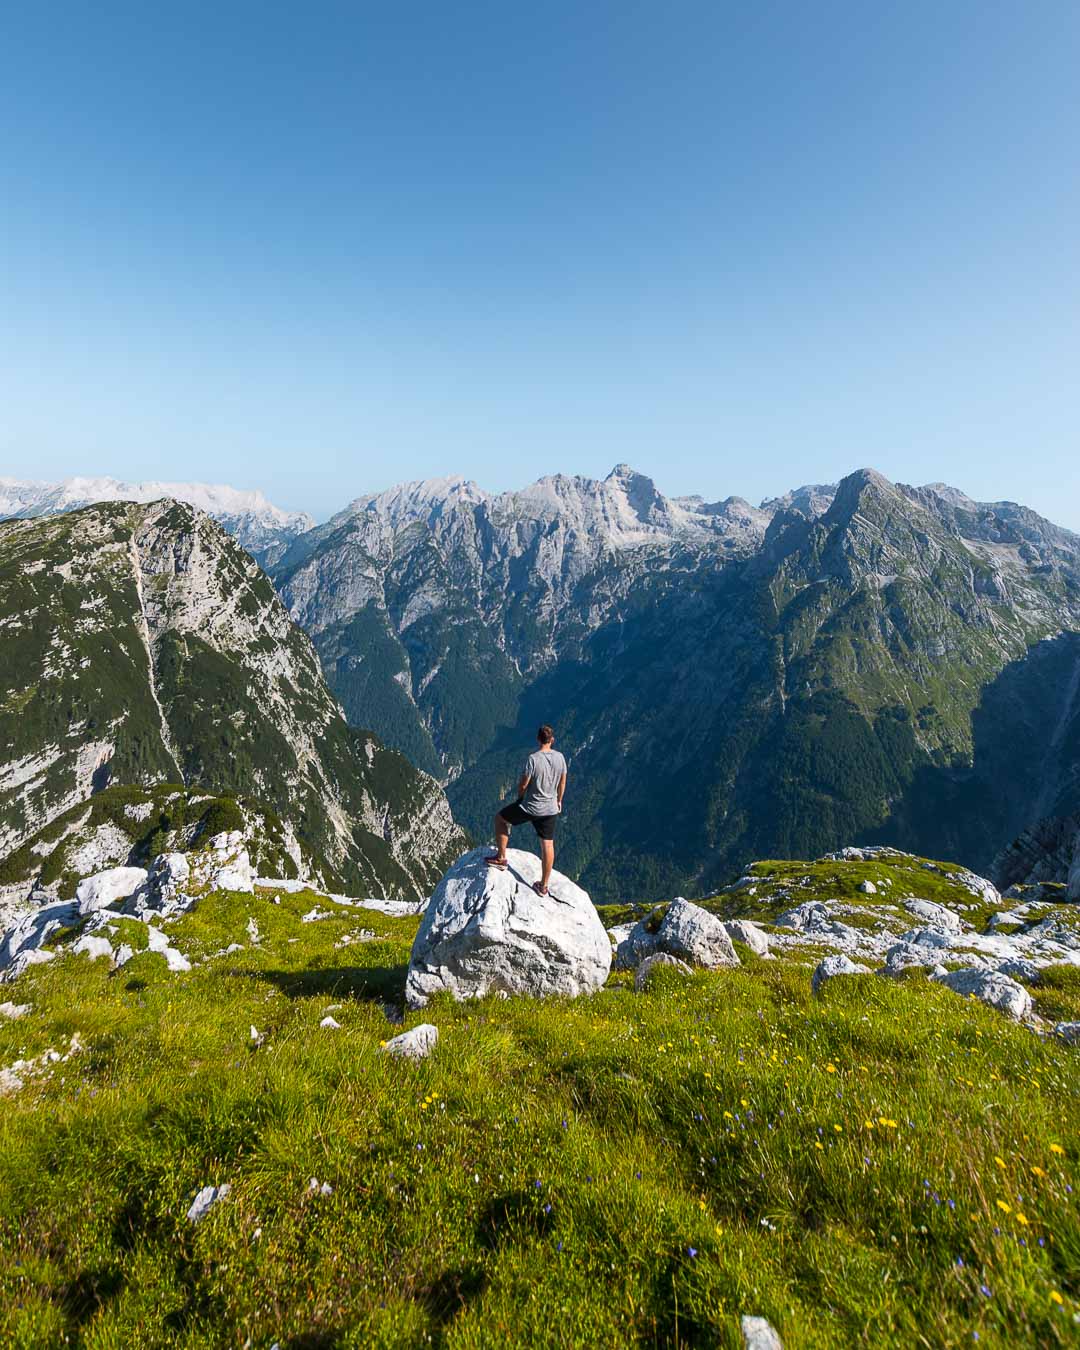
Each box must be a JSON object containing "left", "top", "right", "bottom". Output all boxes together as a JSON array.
[
  {"left": 274, "top": 466, "right": 1080, "bottom": 899},
  {"left": 0, "top": 502, "right": 465, "bottom": 898}
]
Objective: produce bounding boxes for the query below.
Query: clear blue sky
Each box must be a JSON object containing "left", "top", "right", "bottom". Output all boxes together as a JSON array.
[{"left": 2, "top": 1, "right": 1078, "bottom": 525}]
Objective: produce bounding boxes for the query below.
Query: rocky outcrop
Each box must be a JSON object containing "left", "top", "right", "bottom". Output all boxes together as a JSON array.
[
  {"left": 992, "top": 811, "right": 1080, "bottom": 892},
  {"left": 615, "top": 898, "right": 740, "bottom": 972},
  {"left": 930, "top": 968, "right": 1033, "bottom": 1020},
  {"left": 405, "top": 848, "right": 612, "bottom": 1009}
]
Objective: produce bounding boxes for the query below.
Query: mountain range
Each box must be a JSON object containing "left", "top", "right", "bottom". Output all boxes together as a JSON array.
[
  {"left": 5, "top": 464, "right": 1080, "bottom": 902},
  {"left": 270, "top": 465, "right": 1080, "bottom": 899},
  {"left": 0, "top": 475, "right": 312, "bottom": 567}
]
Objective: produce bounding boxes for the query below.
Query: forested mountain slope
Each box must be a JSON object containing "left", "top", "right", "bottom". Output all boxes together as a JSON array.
[
  {"left": 273, "top": 466, "right": 1080, "bottom": 899},
  {"left": 0, "top": 502, "right": 465, "bottom": 899}
]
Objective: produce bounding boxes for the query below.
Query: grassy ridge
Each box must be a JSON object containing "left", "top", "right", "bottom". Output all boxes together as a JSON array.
[{"left": 0, "top": 888, "right": 1077, "bottom": 1347}]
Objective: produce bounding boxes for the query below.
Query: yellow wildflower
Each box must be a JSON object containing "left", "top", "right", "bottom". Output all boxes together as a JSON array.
[
  {"left": 815, "top": 1141, "right": 824, "bottom": 1151},
  {"left": 996, "top": 1200, "right": 1011, "bottom": 1214},
  {"left": 1031, "top": 1166, "right": 1047, "bottom": 1179},
  {"left": 1049, "top": 1144, "right": 1065, "bottom": 1156},
  {"left": 825, "top": 1064, "right": 836, "bottom": 1074},
  {"left": 1050, "top": 1291, "right": 1064, "bottom": 1306},
  {"left": 864, "top": 1120, "right": 874, "bottom": 1130},
  {"left": 1016, "top": 1213, "right": 1029, "bottom": 1226},
  {"left": 878, "top": 1118, "right": 898, "bottom": 1129},
  {"left": 993, "top": 1156, "right": 1006, "bottom": 1169},
  {"left": 833, "top": 1124, "right": 842, "bottom": 1133}
]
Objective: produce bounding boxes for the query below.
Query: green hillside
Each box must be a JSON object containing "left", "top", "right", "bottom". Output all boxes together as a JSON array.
[{"left": 0, "top": 860, "right": 1076, "bottom": 1346}]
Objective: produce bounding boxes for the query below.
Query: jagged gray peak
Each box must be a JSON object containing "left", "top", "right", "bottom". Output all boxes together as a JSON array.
[
  {"left": 272, "top": 464, "right": 1080, "bottom": 897},
  {"left": 0, "top": 500, "right": 465, "bottom": 898},
  {"left": 0, "top": 476, "right": 313, "bottom": 566}
]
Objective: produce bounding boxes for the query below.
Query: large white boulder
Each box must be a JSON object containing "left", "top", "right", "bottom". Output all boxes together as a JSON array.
[
  {"left": 405, "top": 848, "right": 611, "bottom": 1009},
  {"left": 76, "top": 867, "right": 149, "bottom": 915}
]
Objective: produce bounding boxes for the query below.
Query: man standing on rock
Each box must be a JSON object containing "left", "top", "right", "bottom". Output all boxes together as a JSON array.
[{"left": 486, "top": 725, "right": 567, "bottom": 896}]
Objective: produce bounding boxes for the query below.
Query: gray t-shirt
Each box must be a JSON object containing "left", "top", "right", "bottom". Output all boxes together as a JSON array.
[{"left": 521, "top": 749, "right": 567, "bottom": 817}]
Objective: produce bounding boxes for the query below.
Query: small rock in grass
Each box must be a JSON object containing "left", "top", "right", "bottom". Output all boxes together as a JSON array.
[
  {"left": 0, "top": 1001, "right": 30, "bottom": 1019},
  {"left": 722, "top": 919, "right": 769, "bottom": 956},
  {"left": 634, "top": 952, "right": 692, "bottom": 992},
  {"left": 1053, "top": 1022, "right": 1080, "bottom": 1046},
  {"left": 858, "top": 880, "right": 877, "bottom": 895},
  {"left": 250, "top": 1025, "right": 265, "bottom": 1047},
  {"left": 931, "top": 967, "right": 1033, "bottom": 1020},
  {"left": 307, "top": 1177, "right": 333, "bottom": 1196},
  {"left": 319, "top": 1015, "right": 341, "bottom": 1030},
  {"left": 380, "top": 1023, "right": 439, "bottom": 1060},
  {"left": 741, "top": 1314, "right": 783, "bottom": 1349},
  {"left": 812, "top": 954, "right": 871, "bottom": 994},
  {"left": 187, "top": 1183, "right": 231, "bottom": 1223},
  {"left": 71, "top": 933, "right": 114, "bottom": 963}
]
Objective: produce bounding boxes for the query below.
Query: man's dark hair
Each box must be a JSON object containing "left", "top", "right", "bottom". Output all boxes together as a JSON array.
[{"left": 537, "top": 724, "right": 555, "bottom": 744}]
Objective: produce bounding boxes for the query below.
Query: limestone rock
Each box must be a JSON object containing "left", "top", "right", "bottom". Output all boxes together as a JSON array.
[
  {"left": 75, "top": 867, "right": 149, "bottom": 916},
  {"left": 381, "top": 1023, "right": 439, "bottom": 1059},
  {"left": 1053, "top": 1022, "right": 1080, "bottom": 1045},
  {"left": 741, "top": 1314, "right": 783, "bottom": 1349},
  {"left": 722, "top": 919, "right": 770, "bottom": 956},
  {"left": 634, "top": 952, "right": 692, "bottom": 992},
  {"left": 71, "top": 933, "right": 114, "bottom": 963},
  {"left": 931, "top": 967, "right": 1033, "bottom": 1020},
  {"left": 186, "top": 1183, "right": 231, "bottom": 1223},
  {"left": 904, "top": 899, "right": 964, "bottom": 933},
  {"left": 405, "top": 848, "right": 612, "bottom": 1009},
  {"left": 652, "top": 898, "right": 740, "bottom": 970},
  {"left": 812, "top": 953, "right": 871, "bottom": 994},
  {"left": 858, "top": 880, "right": 877, "bottom": 895}
]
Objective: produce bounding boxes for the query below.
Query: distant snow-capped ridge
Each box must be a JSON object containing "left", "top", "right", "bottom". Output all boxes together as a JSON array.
[{"left": 0, "top": 476, "right": 313, "bottom": 564}]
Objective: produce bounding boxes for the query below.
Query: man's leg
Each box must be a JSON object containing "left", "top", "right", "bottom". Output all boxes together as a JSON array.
[
  {"left": 539, "top": 837, "right": 554, "bottom": 891},
  {"left": 489, "top": 812, "right": 510, "bottom": 864}
]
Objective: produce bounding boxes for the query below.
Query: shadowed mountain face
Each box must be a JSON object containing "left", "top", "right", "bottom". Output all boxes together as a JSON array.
[
  {"left": 271, "top": 465, "right": 1080, "bottom": 900},
  {"left": 0, "top": 501, "right": 466, "bottom": 899}
]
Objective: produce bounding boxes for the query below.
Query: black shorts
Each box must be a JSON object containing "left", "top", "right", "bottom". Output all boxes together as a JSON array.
[{"left": 498, "top": 798, "right": 559, "bottom": 841}]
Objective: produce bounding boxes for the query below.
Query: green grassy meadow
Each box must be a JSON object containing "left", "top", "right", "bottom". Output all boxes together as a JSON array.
[{"left": 0, "top": 884, "right": 1077, "bottom": 1347}]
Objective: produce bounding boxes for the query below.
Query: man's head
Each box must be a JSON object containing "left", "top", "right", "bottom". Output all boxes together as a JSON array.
[{"left": 537, "top": 724, "right": 555, "bottom": 746}]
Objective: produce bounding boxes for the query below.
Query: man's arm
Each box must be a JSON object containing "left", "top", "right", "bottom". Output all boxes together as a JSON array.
[
  {"left": 517, "top": 770, "right": 532, "bottom": 800},
  {"left": 557, "top": 771, "right": 567, "bottom": 808}
]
